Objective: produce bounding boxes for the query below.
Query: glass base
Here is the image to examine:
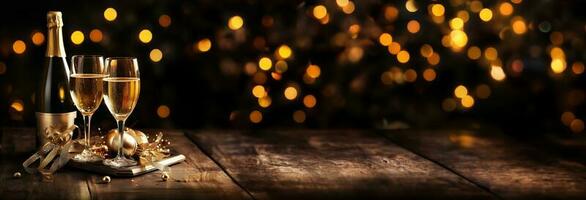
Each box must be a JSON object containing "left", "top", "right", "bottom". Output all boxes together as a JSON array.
[
  {"left": 72, "top": 149, "right": 102, "bottom": 162},
  {"left": 103, "top": 157, "right": 137, "bottom": 168}
]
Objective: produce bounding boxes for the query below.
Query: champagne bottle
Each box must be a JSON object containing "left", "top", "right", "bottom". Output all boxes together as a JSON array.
[{"left": 36, "top": 11, "right": 77, "bottom": 146}]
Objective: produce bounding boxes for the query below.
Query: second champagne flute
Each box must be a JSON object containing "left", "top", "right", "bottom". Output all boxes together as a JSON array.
[
  {"left": 102, "top": 57, "right": 140, "bottom": 167},
  {"left": 70, "top": 55, "right": 106, "bottom": 162}
]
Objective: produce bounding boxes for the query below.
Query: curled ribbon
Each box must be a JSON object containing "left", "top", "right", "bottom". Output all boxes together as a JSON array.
[{"left": 22, "top": 125, "right": 80, "bottom": 174}]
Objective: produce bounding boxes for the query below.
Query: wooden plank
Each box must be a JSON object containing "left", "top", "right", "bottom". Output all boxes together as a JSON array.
[
  {"left": 187, "top": 130, "right": 496, "bottom": 199},
  {"left": 380, "top": 129, "right": 586, "bottom": 199},
  {"left": 88, "top": 130, "right": 251, "bottom": 200},
  {"left": 0, "top": 128, "right": 91, "bottom": 200}
]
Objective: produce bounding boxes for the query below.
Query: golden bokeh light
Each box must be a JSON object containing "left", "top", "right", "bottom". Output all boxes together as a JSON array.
[
  {"left": 449, "top": 30, "right": 468, "bottom": 49},
  {"left": 258, "top": 96, "right": 272, "bottom": 108},
  {"left": 12, "top": 40, "right": 26, "bottom": 54},
  {"left": 379, "top": 33, "right": 393, "bottom": 46},
  {"left": 561, "top": 111, "right": 575, "bottom": 126},
  {"left": 511, "top": 17, "right": 527, "bottom": 35},
  {"left": 259, "top": 57, "right": 272, "bottom": 71},
  {"left": 293, "top": 110, "right": 306, "bottom": 123},
  {"left": 249, "top": 110, "right": 262, "bottom": 123},
  {"left": 275, "top": 60, "right": 288, "bottom": 73},
  {"left": 10, "top": 100, "right": 24, "bottom": 112},
  {"left": 511, "top": 0, "right": 522, "bottom": 4},
  {"left": 388, "top": 42, "right": 401, "bottom": 55},
  {"left": 228, "top": 15, "right": 244, "bottom": 30},
  {"left": 104, "top": 8, "right": 117, "bottom": 21},
  {"left": 484, "top": 47, "right": 498, "bottom": 61},
  {"left": 570, "top": 119, "right": 584, "bottom": 133},
  {"left": 252, "top": 85, "right": 266, "bottom": 98},
  {"left": 469, "top": 1, "right": 483, "bottom": 13},
  {"left": 467, "top": 46, "right": 482, "bottom": 60},
  {"left": 550, "top": 32, "right": 564, "bottom": 46},
  {"left": 277, "top": 45, "right": 292, "bottom": 59},
  {"left": 157, "top": 105, "right": 170, "bottom": 118},
  {"left": 306, "top": 64, "right": 321, "bottom": 78},
  {"left": 423, "top": 68, "right": 436, "bottom": 81},
  {"left": 196, "top": 38, "right": 212, "bottom": 52},
  {"left": 499, "top": 2, "right": 514, "bottom": 16},
  {"left": 551, "top": 59, "right": 566, "bottom": 74},
  {"left": 454, "top": 85, "right": 468, "bottom": 98},
  {"left": 313, "top": 5, "right": 328, "bottom": 19},
  {"left": 149, "top": 49, "right": 163, "bottom": 62},
  {"left": 404, "top": 69, "right": 417, "bottom": 82},
  {"left": 420, "top": 44, "right": 433, "bottom": 58},
  {"left": 138, "top": 29, "right": 153, "bottom": 43},
  {"left": 336, "top": 0, "right": 349, "bottom": 7},
  {"left": 479, "top": 8, "right": 493, "bottom": 22},
  {"left": 407, "top": 20, "right": 420, "bottom": 33},
  {"left": 461, "top": 95, "right": 475, "bottom": 108},
  {"left": 490, "top": 66, "right": 506, "bottom": 81},
  {"left": 284, "top": 86, "right": 298, "bottom": 100},
  {"left": 476, "top": 84, "right": 491, "bottom": 99},
  {"left": 303, "top": 95, "right": 317, "bottom": 108},
  {"left": 430, "top": 4, "right": 445, "bottom": 17},
  {"left": 89, "top": 29, "right": 103, "bottom": 43},
  {"left": 31, "top": 32, "right": 45, "bottom": 46},
  {"left": 457, "top": 10, "right": 470, "bottom": 22},
  {"left": 572, "top": 62, "right": 585, "bottom": 75},
  {"left": 342, "top": 2, "right": 355, "bottom": 14},
  {"left": 405, "top": 0, "right": 418, "bottom": 12},
  {"left": 428, "top": 52, "right": 440, "bottom": 65},
  {"left": 384, "top": 6, "right": 399, "bottom": 21},
  {"left": 550, "top": 47, "right": 565, "bottom": 59},
  {"left": 159, "top": 14, "right": 172, "bottom": 28},
  {"left": 70, "top": 31, "right": 84, "bottom": 45},
  {"left": 450, "top": 18, "right": 464, "bottom": 30},
  {"left": 397, "top": 50, "right": 410, "bottom": 63}
]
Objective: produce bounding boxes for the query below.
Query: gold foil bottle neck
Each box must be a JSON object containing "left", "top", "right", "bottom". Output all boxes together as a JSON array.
[
  {"left": 46, "top": 11, "right": 66, "bottom": 57},
  {"left": 47, "top": 11, "right": 63, "bottom": 28}
]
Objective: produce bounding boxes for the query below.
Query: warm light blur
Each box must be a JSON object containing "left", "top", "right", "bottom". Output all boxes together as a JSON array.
[
  {"left": 149, "top": 49, "right": 163, "bottom": 62},
  {"left": 252, "top": 85, "right": 266, "bottom": 98},
  {"left": 572, "top": 62, "right": 585, "bottom": 75},
  {"left": 484, "top": 47, "right": 498, "bottom": 61},
  {"left": 159, "top": 14, "right": 172, "bottom": 28},
  {"left": 467, "top": 46, "right": 482, "bottom": 60},
  {"left": 511, "top": 17, "right": 527, "bottom": 35},
  {"left": 306, "top": 64, "right": 321, "bottom": 78},
  {"left": 228, "top": 15, "right": 244, "bottom": 30},
  {"left": 157, "top": 105, "right": 170, "bottom": 118},
  {"left": 275, "top": 60, "right": 288, "bottom": 73},
  {"left": 420, "top": 44, "right": 433, "bottom": 58},
  {"left": 197, "top": 38, "right": 212, "bottom": 52},
  {"left": 490, "top": 66, "right": 506, "bottom": 81},
  {"left": 570, "top": 119, "right": 584, "bottom": 133},
  {"left": 303, "top": 95, "right": 317, "bottom": 108},
  {"left": 89, "top": 29, "right": 103, "bottom": 43},
  {"left": 249, "top": 110, "right": 262, "bottom": 123},
  {"left": 259, "top": 57, "right": 272, "bottom": 71},
  {"left": 379, "top": 33, "right": 393, "bottom": 46},
  {"left": 405, "top": 0, "right": 418, "bottom": 12},
  {"left": 428, "top": 53, "right": 440, "bottom": 65},
  {"left": 430, "top": 4, "right": 445, "bottom": 17},
  {"left": 551, "top": 59, "right": 566, "bottom": 74},
  {"left": 342, "top": 2, "right": 355, "bottom": 14},
  {"left": 454, "top": 85, "right": 468, "bottom": 98},
  {"left": 104, "top": 8, "right": 117, "bottom": 21},
  {"left": 258, "top": 96, "right": 272, "bottom": 108},
  {"left": 388, "top": 42, "right": 401, "bottom": 55},
  {"left": 499, "top": 2, "right": 514, "bottom": 16},
  {"left": 336, "top": 0, "right": 349, "bottom": 7},
  {"left": 12, "top": 40, "right": 26, "bottom": 54},
  {"left": 423, "top": 68, "right": 436, "bottom": 81},
  {"left": 10, "top": 100, "right": 24, "bottom": 112},
  {"left": 70, "top": 31, "right": 84, "bottom": 45},
  {"left": 450, "top": 18, "right": 464, "bottom": 30},
  {"left": 479, "top": 8, "right": 493, "bottom": 22},
  {"left": 404, "top": 69, "right": 417, "bottom": 82},
  {"left": 277, "top": 45, "right": 292, "bottom": 59},
  {"left": 461, "top": 95, "right": 475, "bottom": 108},
  {"left": 449, "top": 30, "right": 468, "bottom": 49},
  {"left": 284, "top": 86, "right": 298, "bottom": 100},
  {"left": 138, "top": 29, "right": 153, "bottom": 43},
  {"left": 384, "top": 6, "right": 399, "bottom": 21},
  {"left": 31, "top": 32, "right": 45, "bottom": 46},
  {"left": 293, "top": 110, "right": 306, "bottom": 123},
  {"left": 397, "top": 50, "right": 410, "bottom": 63},
  {"left": 313, "top": 5, "right": 328, "bottom": 19},
  {"left": 407, "top": 20, "right": 420, "bottom": 33},
  {"left": 561, "top": 111, "right": 576, "bottom": 126}
]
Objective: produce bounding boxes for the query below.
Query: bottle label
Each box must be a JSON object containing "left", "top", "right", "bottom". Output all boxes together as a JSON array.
[{"left": 36, "top": 111, "right": 77, "bottom": 147}]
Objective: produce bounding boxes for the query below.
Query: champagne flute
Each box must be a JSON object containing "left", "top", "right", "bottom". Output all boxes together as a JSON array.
[
  {"left": 102, "top": 57, "right": 140, "bottom": 167},
  {"left": 70, "top": 55, "right": 106, "bottom": 162}
]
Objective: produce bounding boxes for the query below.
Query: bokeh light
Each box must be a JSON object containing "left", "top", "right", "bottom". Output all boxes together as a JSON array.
[
  {"left": 138, "top": 29, "right": 153, "bottom": 43},
  {"left": 228, "top": 15, "right": 244, "bottom": 30},
  {"left": 31, "top": 32, "right": 44, "bottom": 46},
  {"left": 149, "top": 49, "right": 163, "bottom": 62},
  {"left": 12, "top": 40, "right": 26, "bottom": 54},
  {"left": 103, "top": 7, "right": 117, "bottom": 21}
]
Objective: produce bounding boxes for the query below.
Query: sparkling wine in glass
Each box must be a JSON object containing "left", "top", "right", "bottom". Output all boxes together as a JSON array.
[
  {"left": 70, "top": 55, "right": 106, "bottom": 162},
  {"left": 102, "top": 57, "right": 140, "bottom": 167}
]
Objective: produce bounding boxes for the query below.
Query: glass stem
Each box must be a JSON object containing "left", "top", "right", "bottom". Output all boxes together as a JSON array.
[
  {"left": 116, "top": 120, "right": 126, "bottom": 159},
  {"left": 83, "top": 114, "right": 92, "bottom": 148}
]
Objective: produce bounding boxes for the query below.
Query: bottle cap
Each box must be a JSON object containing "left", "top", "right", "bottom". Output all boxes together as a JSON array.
[{"left": 47, "top": 11, "right": 63, "bottom": 28}]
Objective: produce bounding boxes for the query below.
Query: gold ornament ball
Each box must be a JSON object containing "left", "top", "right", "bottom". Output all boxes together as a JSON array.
[
  {"left": 161, "top": 172, "right": 170, "bottom": 181},
  {"left": 130, "top": 130, "right": 149, "bottom": 145},
  {"left": 106, "top": 128, "right": 138, "bottom": 157},
  {"left": 13, "top": 172, "right": 21, "bottom": 178},
  {"left": 102, "top": 176, "right": 111, "bottom": 183}
]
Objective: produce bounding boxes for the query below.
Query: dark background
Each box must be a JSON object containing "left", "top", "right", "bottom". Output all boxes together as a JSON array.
[{"left": 1, "top": 0, "right": 585, "bottom": 135}]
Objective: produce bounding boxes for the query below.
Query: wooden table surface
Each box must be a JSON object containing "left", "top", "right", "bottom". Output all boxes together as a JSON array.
[{"left": 1, "top": 127, "right": 586, "bottom": 199}]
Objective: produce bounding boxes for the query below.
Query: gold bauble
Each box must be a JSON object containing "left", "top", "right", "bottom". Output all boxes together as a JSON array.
[
  {"left": 106, "top": 128, "right": 138, "bottom": 157},
  {"left": 129, "top": 129, "right": 149, "bottom": 145}
]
